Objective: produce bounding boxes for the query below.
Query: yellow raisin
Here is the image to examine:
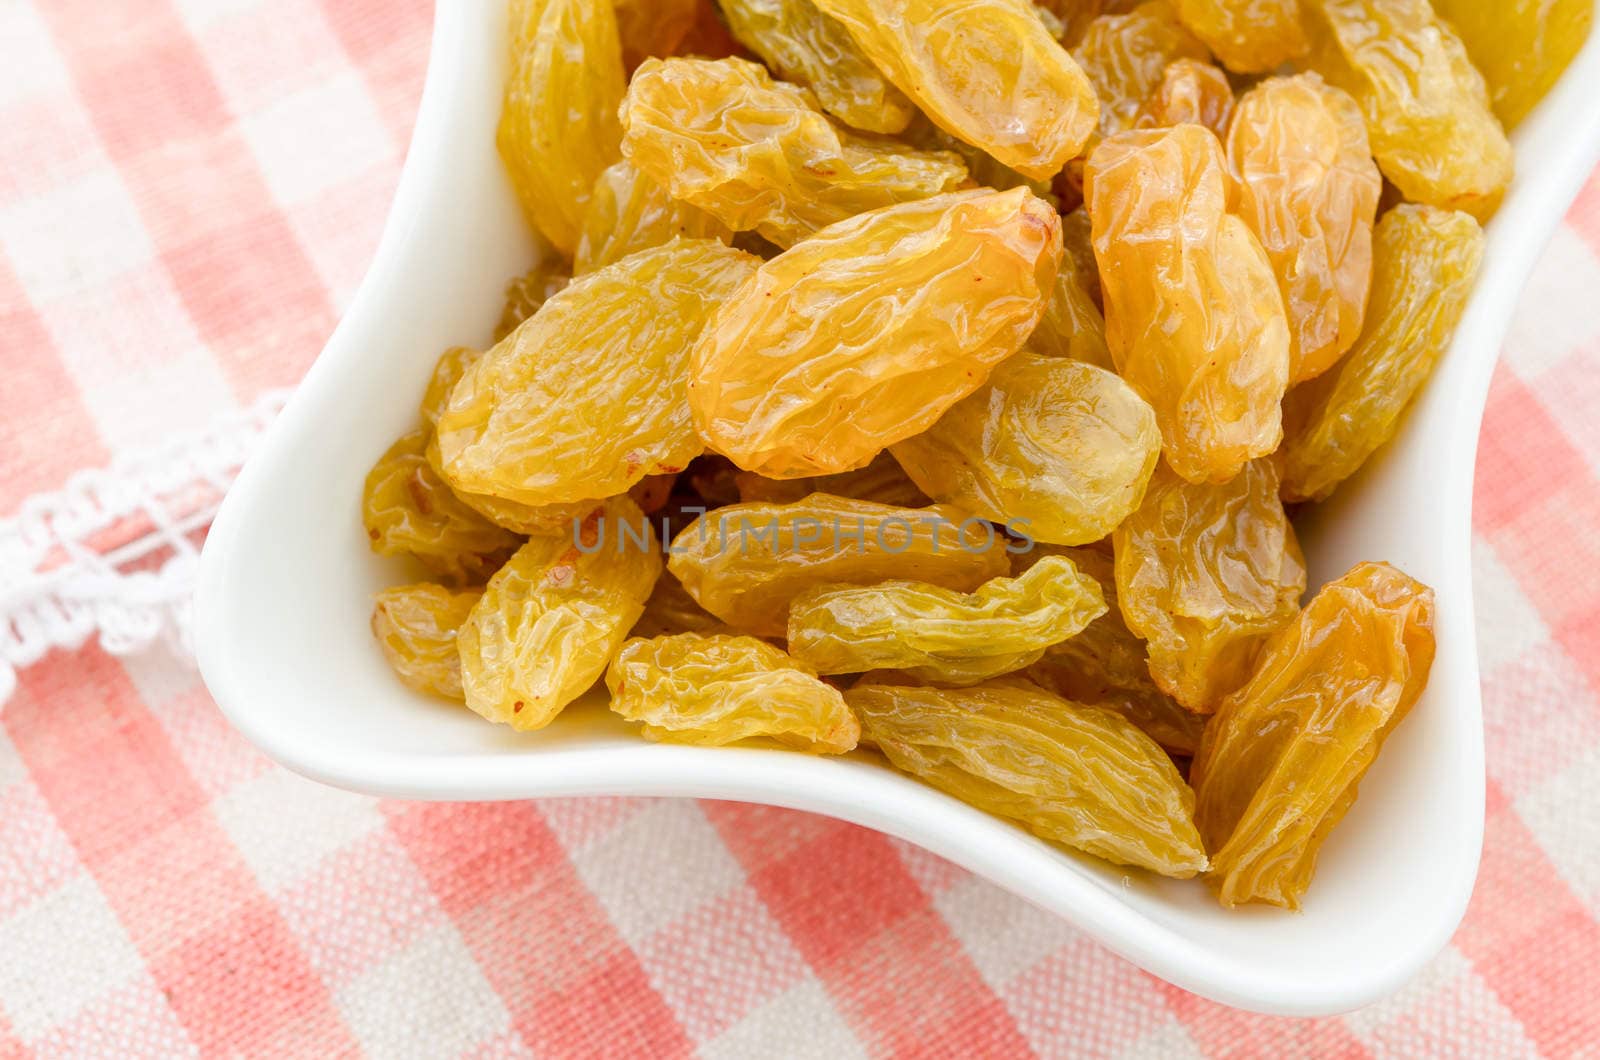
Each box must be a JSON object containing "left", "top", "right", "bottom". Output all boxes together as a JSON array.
[
  {"left": 1060, "top": 207, "right": 1101, "bottom": 307},
  {"left": 788, "top": 554, "right": 1107, "bottom": 683},
  {"left": 436, "top": 239, "right": 759, "bottom": 507},
  {"left": 1113, "top": 459, "right": 1305, "bottom": 714},
  {"left": 420, "top": 346, "right": 483, "bottom": 429},
  {"left": 891, "top": 354, "right": 1160, "bottom": 546},
  {"left": 458, "top": 497, "right": 662, "bottom": 730},
  {"left": 1085, "top": 125, "right": 1289, "bottom": 485},
  {"left": 493, "top": 262, "right": 571, "bottom": 342},
  {"left": 720, "top": 0, "right": 915, "bottom": 134},
  {"left": 619, "top": 58, "right": 967, "bottom": 249},
  {"left": 811, "top": 0, "right": 1100, "bottom": 180},
  {"left": 667, "top": 495, "right": 1011, "bottom": 637},
  {"left": 1191, "top": 562, "right": 1436, "bottom": 908},
  {"left": 690, "top": 188, "right": 1062, "bottom": 479},
  {"left": 1014, "top": 546, "right": 1206, "bottom": 757},
  {"left": 499, "top": 0, "right": 625, "bottom": 256},
  {"left": 1071, "top": 2, "right": 1209, "bottom": 140},
  {"left": 362, "top": 431, "right": 522, "bottom": 584},
  {"left": 1304, "top": 0, "right": 1512, "bottom": 220},
  {"left": 1432, "top": 0, "right": 1594, "bottom": 129},
  {"left": 1279, "top": 204, "right": 1485, "bottom": 503},
  {"left": 371, "top": 584, "right": 481, "bottom": 700},
  {"left": 1028, "top": 233, "right": 1111, "bottom": 367},
  {"left": 424, "top": 433, "right": 610, "bottom": 535},
  {"left": 606, "top": 633, "right": 859, "bottom": 751},
  {"left": 573, "top": 160, "right": 731, "bottom": 275},
  {"left": 1226, "top": 74, "right": 1382, "bottom": 385},
  {"left": 846, "top": 680, "right": 1208, "bottom": 876},
  {"left": 1135, "top": 58, "right": 1234, "bottom": 136},
  {"left": 1172, "top": 0, "right": 1306, "bottom": 73}
]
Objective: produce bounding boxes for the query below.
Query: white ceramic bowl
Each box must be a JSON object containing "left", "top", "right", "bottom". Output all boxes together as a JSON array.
[{"left": 195, "top": 1, "right": 1600, "bottom": 1016}]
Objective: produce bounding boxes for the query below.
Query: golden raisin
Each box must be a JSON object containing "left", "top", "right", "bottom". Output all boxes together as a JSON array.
[
  {"left": 436, "top": 239, "right": 759, "bottom": 507},
  {"left": 1304, "top": 0, "right": 1513, "bottom": 220},
  {"left": 1085, "top": 125, "right": 1289, "bottom": 485},
  {"left": 846, "top": 680, "right": 1209, "bottom": 876},
  {"left": 1172, "top": 0, "right": 1306, "bottom": 74},
  {"left": 606, "top": 633, "right": 859, "bottom": 751},
  {"left": 690, "top": 188, "right": 1063, "bottom": 479},
  {"left": 1135, "top": 58, "right": 1234, "bottom": 136},
  {"left": 371, "top": 584, "right": 482, "bottom": 700},
  {"left": 1226, "top": 74, "right": 1382, "bottom": 384},
  {"left": 1191, "top": 562, "right": 1436, "bottom": 908},
  {"left": 573, "top": 160, "right": 731, "bottom": 275},
  {"left": 720, "top": 0, "right": 915, "bottom": 134},
  {"left": 499, "top": 0, "right": 625, "bottom": 256},
  {"left": 458, "top": 497, "right": 662, "bottom": 730},
  {"left": 1431, "top": 0, "right": 1593, "bottom": 128},
  {"left": 493, "top": 262, "right": 570, "bottom": 342},
  {"left": 812, "top": 0, "right": 1100, "bottom": 180},
  {"left": 788, "top": 555, "right": 1107, "bottom": 683},
  {"left": 613, "top": 0, "right": 699, "bottom": 70},
  {"left": 619, "top": 57, "right": 968, "bottom": 249},
  {"left": 1280, "top": 204, "right": 1485, "bottom": 503},
  {"left": 362, "top": 431, "right": 522, "bottom": 584},
  {"left": 1113, "top": 459, "right": 1305, "bottom": 714},
  {"left": 667, "top": 495, "right": 1011, "bottom": 637},
  {"left": 733, "top": 452, "right": 930, "bottom": 509},
  {"left": 891, "top": 354, "right": 1160, "bottom": 546},
  {"left": 1071, "top": 2, "right": 1209, "bottom": 140}
]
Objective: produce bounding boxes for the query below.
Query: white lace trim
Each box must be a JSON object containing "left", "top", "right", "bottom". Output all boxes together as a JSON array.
[{"left": 0, "top": 389, "right": 292, "bottom": 706}]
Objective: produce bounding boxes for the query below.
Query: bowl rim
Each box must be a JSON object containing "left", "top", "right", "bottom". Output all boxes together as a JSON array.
[{"left": 195, "top": 0, "right": 1600, "bottom": 1017}]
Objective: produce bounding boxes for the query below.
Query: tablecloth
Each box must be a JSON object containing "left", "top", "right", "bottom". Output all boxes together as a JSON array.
[{"left": 2, "top": 1, "right": 1599, "bottom": 1056}]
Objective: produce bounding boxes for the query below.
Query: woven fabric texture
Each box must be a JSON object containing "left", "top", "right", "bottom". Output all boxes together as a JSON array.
[{"left": 1, "top": 1, "right": 1598, "bottom": 1056}]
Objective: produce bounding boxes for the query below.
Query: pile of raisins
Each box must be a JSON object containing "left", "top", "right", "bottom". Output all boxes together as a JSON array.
[{"left": 361, "top": 0, "right": 1589, "bottom": 908}]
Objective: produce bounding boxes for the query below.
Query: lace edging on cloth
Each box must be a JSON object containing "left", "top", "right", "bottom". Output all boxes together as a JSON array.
[{"left": 0, "top": 389, "right": 293, "bottom": 706}]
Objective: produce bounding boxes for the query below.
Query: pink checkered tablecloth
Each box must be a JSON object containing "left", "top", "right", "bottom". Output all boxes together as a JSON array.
[{"left": 2, "top": 1, "right": 1599, "bottom": 1056}]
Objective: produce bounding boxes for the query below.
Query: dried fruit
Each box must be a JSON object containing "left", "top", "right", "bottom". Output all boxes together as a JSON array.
[
  {"left": 425, "top": 433, "right": 608, "bottom": 535},
  {"left": 674, "top": 0, "right": 752, "bottom": 60},
  {"left": 606, "top": 633, "right": 859, "bottom": 751},
  {"left": 1071, "top": 2, "right": 1209, "bottom": 140},
  {"left": 900, "top": 112, "right": 1058, "bottom": 202},
  {"left": 1227, "top": 74, "right": 1382, "bottom": 384},
  {"left": 494, "top": 262, "right": 571, "bottom": 342},
  {"left": 812, "top": 0, "right": 1100, "bottom": 180},
  {"left": 371, "top": 584, "right": 481, "bottom": 700},
  {"left": 437, "top": 238, "right": 760, "bottom": 506},
  {"left": 631, "top": 571, "right": 735, "bottom": 638},
  {"left": 1280, "top": 204, "right": 1484, "bottom": 503},
  {"left": 1191, "top": 562, "right": 1436, "bottom": 908},
  {"left": 788, "top": 554, "right": 1107, "bottom": 683},
  {"left": 1304, "top": 0, "right": 1513, "bottom": 220},
  {"left": 720, "top": 0, "right": 915, "bottom": 134},
  {"left": 1431, "top": 0, "right": 1593, "bottom": 129},
  {"left": 614, "top": 0, "right": 699, "bottom": 70},
  {"left": 1085, "top": 125, "right": 1290, "bottom": 484},
  {"left": 619, "top": 57, "right": 968, "bottom": 248},
  {"left": 573, "top": 160, "right": 731, "bottom": 275},
  {"left": 458, "top": 497, "right": 662, "bottom": 730},
  {"left": 420, "top": 346, "right": 484, "bottom": 429},
  {"left": 690, "top": 188, "right": 1063, "bottom": 479},
  {"left": 1113, "top": 459, "right": 1305, "bottom": 714},
  {"left": 499, "top": 0, "right": 625, "bottom": 256},
  {"left": 1172, "top": 0, "right": 1306, "bottom": 73},
  {"left": 1015, "top": 546, "right": 1206, "bottom": 756},
  {"left": 667, "top": 495, "right": 1011, "bottom": 637},
  {"left": 1028, "top": 236, "right": 1111, "bottom": 368},
  {"left": 733, "top": 452, "right": 929, "bottom": 509},
  {"left": 846, "top": 681, "right": 1208, "bottom": 876},
  {"left": 891, "top": 354, "right": 1160, "bottom": 546},
  {"left": 1135, "top": 58, "right": 1233, "bottom": 135},
  {"left": 363, "top": 431, "right": 523, "bottom": 583},
  {"left": 1060, "top": 207, "right": 1101, "bottom": 307}
]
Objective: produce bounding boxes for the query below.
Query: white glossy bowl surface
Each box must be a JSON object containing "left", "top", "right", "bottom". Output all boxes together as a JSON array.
[{"left": 195, "top": 1, "right": 1600, "bottom": 1016}]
